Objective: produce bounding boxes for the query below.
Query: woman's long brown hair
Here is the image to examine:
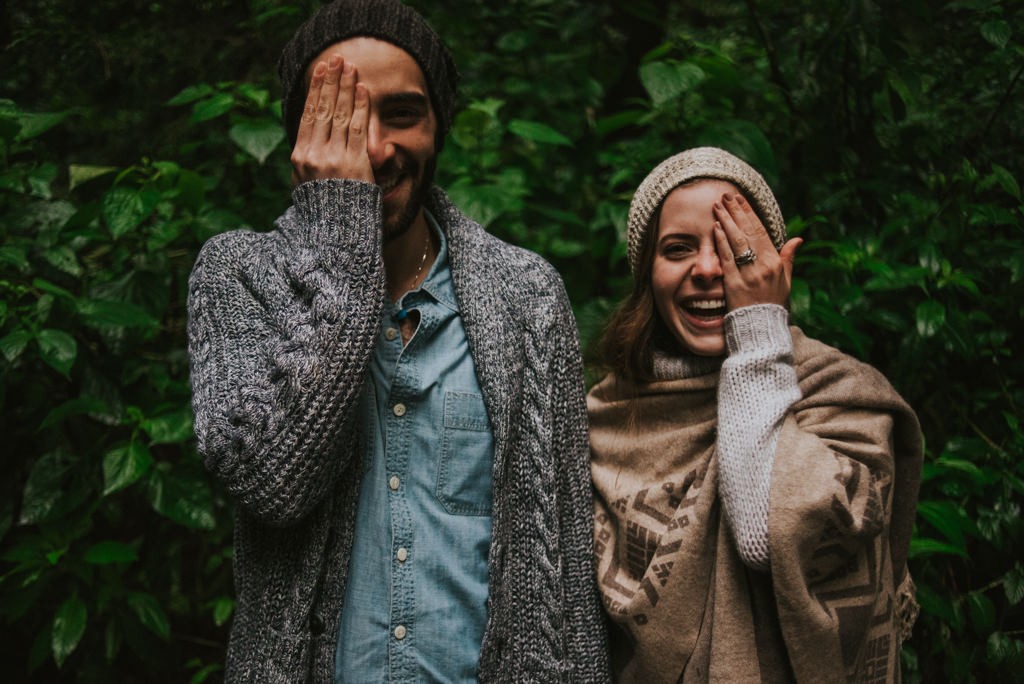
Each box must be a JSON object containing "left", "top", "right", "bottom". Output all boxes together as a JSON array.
[{"left": 594, "top": 205, "right": 669, "bottom": 384}]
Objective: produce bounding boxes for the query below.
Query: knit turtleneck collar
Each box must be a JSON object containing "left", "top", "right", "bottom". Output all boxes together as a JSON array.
[{"left": 649, "top": 348, "right": 724, "bottom": 381}]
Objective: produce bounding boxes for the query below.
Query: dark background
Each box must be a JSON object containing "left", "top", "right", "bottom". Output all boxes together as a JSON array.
[{"left": 1, "top": 0, "right": 1021, "bottom": 680}]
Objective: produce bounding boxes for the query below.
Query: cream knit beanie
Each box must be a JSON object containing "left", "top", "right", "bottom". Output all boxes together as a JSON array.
[{"left": 626, "top": 147, "right": 786, "bottom": 273}]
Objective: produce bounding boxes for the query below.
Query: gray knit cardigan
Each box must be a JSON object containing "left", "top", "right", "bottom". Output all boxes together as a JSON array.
[{"left": 187, "top": 178, "right": 610, "bottom": 682}]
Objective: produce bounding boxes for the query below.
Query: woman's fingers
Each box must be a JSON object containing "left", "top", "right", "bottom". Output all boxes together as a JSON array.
[
  {"left": 779, "top": 237, "right": 803, "bottom": 280},
  {"left": 714, "top": 192, "right": 798, "bottom": 310},
  {"left": 719, "top": 193, "right": 776, "bottom": 253},
  {"left": 713, "top": 197, "right": 756, "bottom": 262},
  {"left": 713, "top": 223, "right": 736, "bottom": 266}
]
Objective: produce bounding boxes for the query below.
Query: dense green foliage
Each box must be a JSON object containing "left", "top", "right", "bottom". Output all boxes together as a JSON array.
[{"left": 1, "top": 0, "right": 1021, "bottom": 680}]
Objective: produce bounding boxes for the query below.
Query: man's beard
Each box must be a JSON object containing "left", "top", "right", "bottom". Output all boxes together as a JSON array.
[{"left": 382, "top": 156, "right": 437, "bottom": 242}]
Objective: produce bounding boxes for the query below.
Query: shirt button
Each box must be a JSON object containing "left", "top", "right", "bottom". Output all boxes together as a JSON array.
[
  {"left": 384, "top": 327, "right": 399, "bottom": 341},
  {"left": 388, "top": 475, "right": 400, "bottom": 491},
  {"left": 393, "top": 403, "right": 406, "bottom": 417},
  {"left": 394, "top": 625, "right": 407, "bottom": 640},
  {"left": 396, "top": 547, "right": 408, "bottom": 562}
]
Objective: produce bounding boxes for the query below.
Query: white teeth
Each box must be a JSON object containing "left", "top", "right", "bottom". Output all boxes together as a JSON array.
[
  {"left": 687, "top": 299, "right": 725, "bottom": 310},
  {"left": 378, "top": 176, "right": 401, "bottom": 193}
]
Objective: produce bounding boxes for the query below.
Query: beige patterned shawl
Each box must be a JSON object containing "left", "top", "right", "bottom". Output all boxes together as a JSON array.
[{"left": 590, "top": 327, "right": 922, "bottom": 683}]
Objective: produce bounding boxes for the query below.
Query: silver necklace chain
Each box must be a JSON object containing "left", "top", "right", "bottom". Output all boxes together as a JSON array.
[{"left": 408, "top": 229, "right": 430, "bottom": 291}]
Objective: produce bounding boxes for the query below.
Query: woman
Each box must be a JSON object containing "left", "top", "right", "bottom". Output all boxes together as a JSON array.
[{"left": 589, "top": 147, "right": 922, "bottom": 682}]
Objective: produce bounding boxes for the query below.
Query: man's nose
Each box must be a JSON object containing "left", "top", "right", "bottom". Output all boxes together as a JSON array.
[{"left": 366, "top": 117, "right": 395, "bottom": 170}]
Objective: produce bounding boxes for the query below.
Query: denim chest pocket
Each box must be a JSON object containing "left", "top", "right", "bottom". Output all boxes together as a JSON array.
[{"left": 437, "top": 391, "right": 494, "bottom": 516}]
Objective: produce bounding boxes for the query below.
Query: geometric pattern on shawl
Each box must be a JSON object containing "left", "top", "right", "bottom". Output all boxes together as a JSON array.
[{"left": 595, "top": 462, "right": 709, "bottom": 624}]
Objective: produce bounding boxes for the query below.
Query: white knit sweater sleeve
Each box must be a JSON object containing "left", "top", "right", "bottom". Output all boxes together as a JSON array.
[{"left": 717, "top": 303, "right": 802, "bottom": 570}]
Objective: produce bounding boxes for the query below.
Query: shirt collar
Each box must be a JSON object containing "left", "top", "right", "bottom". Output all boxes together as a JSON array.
[{"left": 405, "top": 209, "right": 458, "bottom": 312}]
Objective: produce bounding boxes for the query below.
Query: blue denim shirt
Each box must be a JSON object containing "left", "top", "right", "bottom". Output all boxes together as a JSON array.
[{"left": 335, "top": 212, "right": 494, "bottom": 683}]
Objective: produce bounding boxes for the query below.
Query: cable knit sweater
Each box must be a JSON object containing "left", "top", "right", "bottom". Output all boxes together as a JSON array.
[{"left": 187, "top": 178, "right": 610, "bottom": 682}]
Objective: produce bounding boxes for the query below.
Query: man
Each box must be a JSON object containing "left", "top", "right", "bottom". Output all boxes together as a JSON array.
[{"left": 187, "top": 0, "right": 609, "bottom": 681}]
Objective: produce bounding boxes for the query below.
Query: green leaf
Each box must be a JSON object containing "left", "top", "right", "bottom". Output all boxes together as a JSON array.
[
  {"left": 105, "top": 620, "right": 121, "bottom": 662},
  {"left": 698, "top": 120, "right": 778, "bottom": 186},
  {"left": 928, "top": 456, "right": 989, "bottom": 485},
  {"left": 68, "top": 164, "right": 117, "bottom": 191},
  {"left": 991, "top": 164, "right": 1021, "bottom": 200},
  {"left": 189, "top": 663, "right": 223, "bottom": 684},
  {"left": 907, "top": 536, "right": 968, "bottom": 559},
  {"left": 212, "top": 596, "right": 234, "bottom": 626},
  {"left": 0, "top": 329, "right": 33, "bottom": 362},
  {"left": 127, "top": 592, "right": 170, "bottom": 640},
  {"left": 141, "top": 408, "right": 194, "bottom": 445},
  {"left": 191, "top": 93, "right": 234, "bottom": 122},
  {"left": 639, "top": 60, "right": 705, "bottom": 107},
  {"left": 987, "top": 631, "right": 1024, "bottom": 665},
  {"left": 0, "top": 245, "right": 30, "bottom": 271},
  {"left": 548, "top": 236, "right": 587, "bottom": 257},
  {"left": 595, "top": 110, "right": 644, "bottom": 138},
  {"left": 52, "top": 595, "right": 87, "bottom": 668},
  {"left": 967, "top": 591, "right": 996, "bottom": 632},
  {"left": 102, "top": 187, "right": 155, "bottom": 239},
  {"left": 29, "top": 162, "right": 59, "bottom": 198},
  {"left": 915, "top": 300, "right": 946, "bottom": 338},
  {"left": 19, "top": 451, "right": 72, "bottom": 524},
  {"left": 444, "top": 178, "right": 526, "bottom": 228},
  {"left": 451, "top": 107, "right": 502, "bottom": 151},
  {"left": 228, "top": 119, "right": 285, "bottom": 164},
  {"left": 16, "top": 111, "right": 68, "bottom": 141},
  {"left": 102, "top": 441, "right": 154, "bottom": 496},
  {"left": 41, "top": 245, "right": 83, "bottom": 277},
  {"left": 167, "top": 83, "right": 215, "bottom": 106},
  {"left": 507, "top": 119, "right": 572, "bottom": 146},
  {"left": 236, "top": 83, "right": 270, "bottom": 109},
  {"left": 84, "top": 541, "right": 138, "bottom": 565},
  {"left": 466, "top": 97, "right": 504, "bottom": 117},
  {"left": 39, "top": 397, "right": 112, "bottom": 430},
  {"left": 33, "top": 278, "right": 75, "bottom": 300},
  {"left": 77, "top": 299, "right": 159, "bottom": 330},
  {"left": 916, "top": 500, "right": 970, "bottom": 547},
  {"left": 1004, "top": 564, "right": 1024, "bottom": 605},
  {"left": 36, "top": 328, "right": 77, "bottom": 377},
  {"left": 147, "top": 465, "right": 216, "bottom": 530},
  {"left": 496, "top": 29, "right": 534, "bottom": 52},
  {"left": 193, "top": 208, "right": 244, "bottom": 241},
  {"left": 10, "top": 198, "right": 76, "bottom": 232},
  {"left": 639, "top": 61, "right": 680, "bottom": 106},
  {"left": 981, "top": 20, "right": 1011, "bottom": 49}
]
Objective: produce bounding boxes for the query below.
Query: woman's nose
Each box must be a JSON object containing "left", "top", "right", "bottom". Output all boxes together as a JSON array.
[{"left": 691, "top": 246, "right": 723, "bottom": 282}]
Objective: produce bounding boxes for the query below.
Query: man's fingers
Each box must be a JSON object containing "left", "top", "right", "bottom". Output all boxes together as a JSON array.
[
  {"left": 348, "top": 83, "right": 369, "bottom": 151},
  {"left": 291, "top": 63, "right": 372, "bottom": 185},
  {"left": 345, "top": 84, "right": 374, "bottom": 183},
  {"left": 294, "top": 61, "right": 327, "bottom": 149},
  {"left": 312, "top": 55, "right": 343, "bottom": 142},
  {"left": 329, "top": 62, "right": 357, "bottom": 151}
]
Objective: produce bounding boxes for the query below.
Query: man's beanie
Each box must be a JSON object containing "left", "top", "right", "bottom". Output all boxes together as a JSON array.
[
  {"left": 278, "top": 0, "right": 459, "bottom": 150},
  {"left": 626, "top": 147, "right": 787, "bottom": 273}
]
